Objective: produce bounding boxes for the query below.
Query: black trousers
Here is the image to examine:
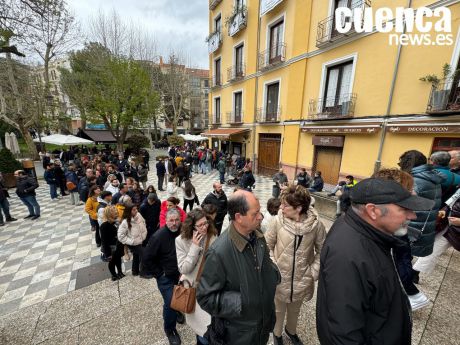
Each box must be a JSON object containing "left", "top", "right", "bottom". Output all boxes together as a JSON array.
[
  {"left": 108, "top": 242, "right": 124, "bottom": 276},
  {"left": 158, "top": 174, "right": 164, "bottom": 190},
  {"left": 128, "top": 245, "right": 143, "bottom": 274},
  {"left": 90, "top": 218, "right": 101, "bottom": 246},
  {"left": 183, "top": 198, "right": 195, "bottom": 212}
]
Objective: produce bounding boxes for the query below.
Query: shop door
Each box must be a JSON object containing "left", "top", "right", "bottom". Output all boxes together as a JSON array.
[
  {"left": 258, "top": 134, "right": 281, "bottom": 176},
  {"left": 314, "top": 146, "right": 342, "bottom": 185}
]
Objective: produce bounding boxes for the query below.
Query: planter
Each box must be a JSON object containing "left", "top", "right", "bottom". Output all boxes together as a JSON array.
[{"left": 3, "top": 173, "right": 16, "bottom": 188}]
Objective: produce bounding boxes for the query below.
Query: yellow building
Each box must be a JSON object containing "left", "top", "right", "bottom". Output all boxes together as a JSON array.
[{"left": 205, "top": 0, "right": 460, "bottom": 185}]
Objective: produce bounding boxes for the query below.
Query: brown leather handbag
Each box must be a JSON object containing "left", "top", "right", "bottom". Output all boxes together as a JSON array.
[{"left": 170, "top": 235, "right": 211, "bottom": 314}]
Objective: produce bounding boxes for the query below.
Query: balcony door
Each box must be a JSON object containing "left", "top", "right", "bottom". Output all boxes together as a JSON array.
[
  {"left": 269, "top": 20, "right": 284, "bottom": 63},
  {"left": 266, "top": 82, "right": 279, "bottom": 121},
  {"left": 323, "top": 61, "right": 353, "bottom": 115},
  {"left": 215, "top": 15, "right": 222, "bottom": 33},
  {"left": 234, "top": 92, "right": 242, "bottom": 122},
  {"left": 215, "top": 97, "right": 221, "bottom": 123},
  {"left": 332, "top": 0, "right": 360, "bottom": 38},
  {"left": 214, "top": 58, "right": 221, "bottom": 85},
  {"left": 235, "top": 44, "right": 244, "bottom": 77}
]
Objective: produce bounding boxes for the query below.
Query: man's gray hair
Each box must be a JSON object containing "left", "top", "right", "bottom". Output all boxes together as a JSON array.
[
  {"left": 430, "top": 151, "right": 451, "bottom": 167},
  {"left": 166, "top": 208, "right": 181, "bottom": 219}
]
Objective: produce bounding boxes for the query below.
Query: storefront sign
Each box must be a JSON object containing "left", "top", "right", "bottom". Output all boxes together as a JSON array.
[
  {"left": 302, "top": 125, "right": 380, "bottom": 134},
  {"left": 312, "top": 136, "right": 344, "bottom": 147},
  {"left": 387, "top": 124, "right": 460, "bottom": 133}
]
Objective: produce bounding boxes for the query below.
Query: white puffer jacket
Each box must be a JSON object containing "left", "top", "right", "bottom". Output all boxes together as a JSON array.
[
  {"left": 265, "top": 207, "right": 326, "bottom": 303},
  {"left": 117, "top": 213, "right": 147, "bottom": 246}
]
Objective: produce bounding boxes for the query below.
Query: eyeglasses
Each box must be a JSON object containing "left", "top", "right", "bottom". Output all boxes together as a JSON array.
[{"left": 195, "top": 220, "right": 209, "bottom": 228}]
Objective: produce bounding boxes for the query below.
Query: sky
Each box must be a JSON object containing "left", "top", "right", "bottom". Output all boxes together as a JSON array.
[{"left": 67, "top": 0, "right": 209, "bottom": 69}]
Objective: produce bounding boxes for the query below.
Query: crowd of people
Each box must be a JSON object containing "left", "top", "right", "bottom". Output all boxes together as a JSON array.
[{"left": 2, "top": 142, "right": 460, "bottom": 345}]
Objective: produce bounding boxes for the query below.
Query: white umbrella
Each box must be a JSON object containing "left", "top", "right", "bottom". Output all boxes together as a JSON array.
[
  {"left": 9, "top": 132, "right": 20, "bottom": 154},
  {"left": 33, "top": 134, "right": 94, "bottom": 146}
]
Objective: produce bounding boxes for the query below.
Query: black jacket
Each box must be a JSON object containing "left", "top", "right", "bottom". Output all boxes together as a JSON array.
[
  {"left": 316, "top": 210, "right": 412, "bottom": 345},
  {"left": 142, "top": 226, "right": 180, "bottom": 280},
  {"left": 100, "top": 221, "right": 118, "bottom": 258},
  {"left": 16, "top": 176, "right": 39, "bottom": 197},
  {"left": 202, "top": 191, "right": 228, "bottom": 224},
  {"left": 139, "top": 199, "right": 160, "bottom": 233},
  {"left": 197, "top": 224, "right": 280, "bottom": 345}
]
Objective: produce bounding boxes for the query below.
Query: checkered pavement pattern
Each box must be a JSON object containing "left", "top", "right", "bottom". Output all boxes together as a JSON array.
[{"left": 0, "top": 162, "right": 277, "bottom": 317}]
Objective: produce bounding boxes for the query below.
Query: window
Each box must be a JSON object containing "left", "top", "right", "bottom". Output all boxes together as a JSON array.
[
  {"left": 215, "top": 15, "right": 222, "bottom": 32},
  {"left": 215, "top": 97, "right": 221, "bottom": 123},
  {"left": 266, "top": 82, "right": 280, "bottom": 121},
  {"left": 214, "top": 58, "right": 221, "bottom": 85},
  {"left": 234, "top": 92, "right": 242, "bottom": 122},
  {"left": 332, "top": 0, "right": 361, "bottom": 38},
  {"left": 323, "top": 61, "right": 353, "bottom": 112},
  {"left": 269, "top": 20, "right": 284, "bottom": 63},
  {"left": 204, "top": 79, "right": 209, "bottom": 88},
  {"left": 235, "top": 44, "right": 244, "bottom": 77}
]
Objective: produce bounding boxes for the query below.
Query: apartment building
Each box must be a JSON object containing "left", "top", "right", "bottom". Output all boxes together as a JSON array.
[{"left": 205, "top": 0, "right": 460, "bottom": 183}]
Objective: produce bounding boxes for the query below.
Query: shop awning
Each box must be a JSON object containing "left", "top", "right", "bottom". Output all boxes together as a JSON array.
[
  {"left": 77, "top": 129, "right": 136, "bottom": 143},
  {"left": 202, "top": 128, "right": 251, "bottom": 139}
]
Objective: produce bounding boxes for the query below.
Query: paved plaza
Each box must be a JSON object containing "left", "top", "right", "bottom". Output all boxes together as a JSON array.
[{"left": 0, "top": 151, "right": 458, "bottom": 344}]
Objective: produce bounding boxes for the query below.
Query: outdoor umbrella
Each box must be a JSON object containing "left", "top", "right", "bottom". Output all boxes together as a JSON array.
[{"left": 33, "top": 134, "right": 94, "bottom": 146}]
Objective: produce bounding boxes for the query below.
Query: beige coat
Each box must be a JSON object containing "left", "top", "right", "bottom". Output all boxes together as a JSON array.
[
  {"left": 175, "top": 234, "right": 216, "bottom": 336},
  {"left": 265, "top": 208, "right": 326, "bottom": 303},
  {"left": 117, "top": 213, "right": 147, "bottom": 246}
]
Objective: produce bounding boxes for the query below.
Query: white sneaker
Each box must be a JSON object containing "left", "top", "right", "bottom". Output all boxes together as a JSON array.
[{"left": 408, "top": 292, "right": 430, "bottom": 311}]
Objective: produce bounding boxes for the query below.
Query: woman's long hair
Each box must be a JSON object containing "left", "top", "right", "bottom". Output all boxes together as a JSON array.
[
  {"left": 122, "top": 203, "right": 136, "bottom": 229},
  {"left": 181, "top": 208, "right": 217, "bottom": 240},
  {"left": 183, "top": 179, "right": 196, "bottom": 198}
]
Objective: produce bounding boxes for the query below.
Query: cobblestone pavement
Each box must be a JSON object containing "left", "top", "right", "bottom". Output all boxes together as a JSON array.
[{"left": 0, "top": 151, "right": 286, "bottom": 317}]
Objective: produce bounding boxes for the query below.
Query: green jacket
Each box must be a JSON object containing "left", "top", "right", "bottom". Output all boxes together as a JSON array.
[
  {"left": 217, "top": 159, "right": 226, "bottom": 173},
  {"left": 197, "top": 223, "right": 280, "bottom": 345}
]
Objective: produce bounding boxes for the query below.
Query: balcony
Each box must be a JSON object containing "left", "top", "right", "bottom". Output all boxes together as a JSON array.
[
  {"left": 256, "top": 106, "right": 281, "bottom": 122},
  {"left": 426, "top": 80, "right": 460, "bottom": 114},
  {"left": 211, "top": 114, "right": 222, "bottom": 126},
  {"left": 308, "top": 93, "right": 357, "bottom": 120},
  {"left": 316, "top": 0, "right": 371, "bottom": 48},
  {"left": 209, "top": 0, "right": 222, "bottom": 10},
  {"left": 258, "top": 43, "right": 286, "bottom": 71},
  {"left": 207, "top": 30, "right": 222, "bottom": 54},
  {"left": 227, "top": 7, "right": 247, "bottom": 36},
  {"left": 260, "top": 0, "right": 284, "bottom": 17},
  {"left": 211, "top": 74, "right": 222, "bottom": 88},
  {"left": 227, "top": 64, "right": 246, "bottom": 82},
  {"left": 226, "top": 111, "right": 244, "bottom": 124}
]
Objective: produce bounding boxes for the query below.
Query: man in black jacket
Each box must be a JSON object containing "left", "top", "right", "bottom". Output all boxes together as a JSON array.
[
  {"left": 316, "top": 178, "right": 434, "bottom": 345},
  {"left": 202, "top": 182, "right": 227, "bottom": 235},
  {"left": 139, "top": 193, "right": 160, "bottom": 244},
  {"left": 0, "top": 175, "right": 17, "bottom": 226},
  {"left": 197, "top": 190, "right": 280, "bottom": 345},
  {"left": 142, "top": 208, "right": 182, "bottom": 345},
  {"left": 14, "top": 170, "right": 40, "bottom": 220}
]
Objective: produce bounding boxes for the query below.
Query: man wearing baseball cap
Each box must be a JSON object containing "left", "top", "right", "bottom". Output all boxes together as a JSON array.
[{"left": 316, "top": 178, "right": 434, "bottom": 345}]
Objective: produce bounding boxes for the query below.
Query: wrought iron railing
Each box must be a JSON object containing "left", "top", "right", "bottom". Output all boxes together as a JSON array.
[
  {"left": 227, "top": 64, "right": 245, "bottom": 82},
  {"left": 209, "top": 0, "right": 223, "bottom": 10},
  {"left": 258, "top": 43, "right": 286, "bottom": 70},
  {"left": 316, "top": 0, "right": 371, "bottom": 47},
  {"left": 211, "top": 74, "right": 222, "bottom": 88},
  {"left": 256, "top": 106, "right": 281, "bottom": 122},
  {"left": 228, "top": 7, "right": 247, "bottom": 36},
  {"left": 308, "top": 93, "right": 357, "bottom": 119},
  {"left": 426, "top": 80, "right": 460, "bottom": 113},
  {"left": 211, "top": 113, "right": 221, "bottom": 125},
  {"left": 226, "top": 110, "right": 244, "bottom": 124}
]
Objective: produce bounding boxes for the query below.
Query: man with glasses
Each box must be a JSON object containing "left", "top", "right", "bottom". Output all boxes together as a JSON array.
[
  {"left": 14, "top": 170, "right": 40, "bottom": 220},
  {"left": 197, "top": 190, "right": 281, "bottom": 345},
  {"left": 142, "top": 208, "right": 184, "bottom": 345}
]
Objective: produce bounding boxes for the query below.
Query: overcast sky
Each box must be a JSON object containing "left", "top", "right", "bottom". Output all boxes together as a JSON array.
[{"left": 67, "top": 0, "right": 209, "bottom": 69}]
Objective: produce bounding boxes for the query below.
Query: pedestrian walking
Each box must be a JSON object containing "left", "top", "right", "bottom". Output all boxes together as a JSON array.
[
  {"left": 117, "top": 203, "right": 147, "bottom": 276},
  {"left": 142, "top": 208, "right": 183, "bottom": 345},
  {"left": 14, "top": 170, "right": 40, "bottom": 220},
  {"left": 85, "top": 185, "right": 101, "bottom": 247},
  {"left": 100, "top": 206, "right": 125, "bottom": 281},
  {"left": 138, "top": 163, "right": 148, "bottom": 190},
  {"left": 65, "top": 164, "right": 80, "bottom": 205},
  {"left": 175, "top": 208, "right": 217, "bottom": 344},
  {"left": 202, "top": 182, "right": 227, "bottom": 235},
  {"left": 316, "top": 178, "right": 434, "bottom": 345},
  {"left": 266, "top": 185, "right": 326, "bottom": 345},
  {"left": 197, "top": 190, "right": 280, "bottom": 345},
  {"left": 217, "top": 157, "right": 226, "bottom": 184},
  {"left": 181, "top": 179, "right": 199, "bottom": 212},
  {"left": 157, "top": 158, "right": 166, "bottom": 191},
  {"left": 44, "top": 163, "right": 59, "bottom": 200},
  {"left": 0, "top": 175, "right": 17, "bottom": 226}
]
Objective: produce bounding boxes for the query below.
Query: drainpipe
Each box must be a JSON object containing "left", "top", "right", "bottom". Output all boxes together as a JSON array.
[
  {"left": 374, "top": 0, "right": 412, "bottom": 173},
  {"left": 251, "top": 3, "right": 262, "bottom": 172}
]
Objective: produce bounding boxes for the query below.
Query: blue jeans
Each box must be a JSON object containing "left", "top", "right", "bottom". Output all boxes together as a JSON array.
[
  {"left": 156, "top": 274, "right": 178, "bottom": 331},
  {"left": 20, "top": 195, "right": 40, "bottom": 216},
  {"left": 49, "top": 183, "right": 58, "bottom": 199},
  {"left": 0, "top": 198, "right": 12, "bottom": 222},
  {"left": 197, "top": 335, "right": 209, "bottom": 344},
  {"left": 219, "top": 171, "right": 225, "bottom": 184}
]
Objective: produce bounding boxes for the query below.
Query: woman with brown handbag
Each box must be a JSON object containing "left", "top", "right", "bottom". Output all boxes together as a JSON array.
[{"left": 175, "top": 208, "right": 217, "bottom": 345}]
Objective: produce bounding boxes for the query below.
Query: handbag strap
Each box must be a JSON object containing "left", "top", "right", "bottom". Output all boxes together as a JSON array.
[
  {"left": 420, "top": 188, "right": 438, "bottom": 233},
  {"left": 195, "top": 235, "right": 211, "bottom": 284}
]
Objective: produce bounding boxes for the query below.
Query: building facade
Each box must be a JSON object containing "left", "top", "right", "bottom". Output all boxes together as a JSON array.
[{"left": 206, "top": 0, "right": 460, "bottom": 183}]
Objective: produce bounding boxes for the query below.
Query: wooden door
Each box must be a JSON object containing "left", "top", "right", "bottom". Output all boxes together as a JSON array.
[
  {"left": 314, "top": 147, "right": 342, "bottom": 185},
  {"left": 258, "top": 134, "right": 281, "bottom": 176}
]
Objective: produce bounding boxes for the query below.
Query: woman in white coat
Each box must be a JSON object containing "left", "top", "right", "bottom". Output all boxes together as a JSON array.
[
  {"left": 175, "top": 208, "right": 217, "bottom": 345},
  {"left": 265, "top": 184, "right": 326, "bottom": 345}
]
